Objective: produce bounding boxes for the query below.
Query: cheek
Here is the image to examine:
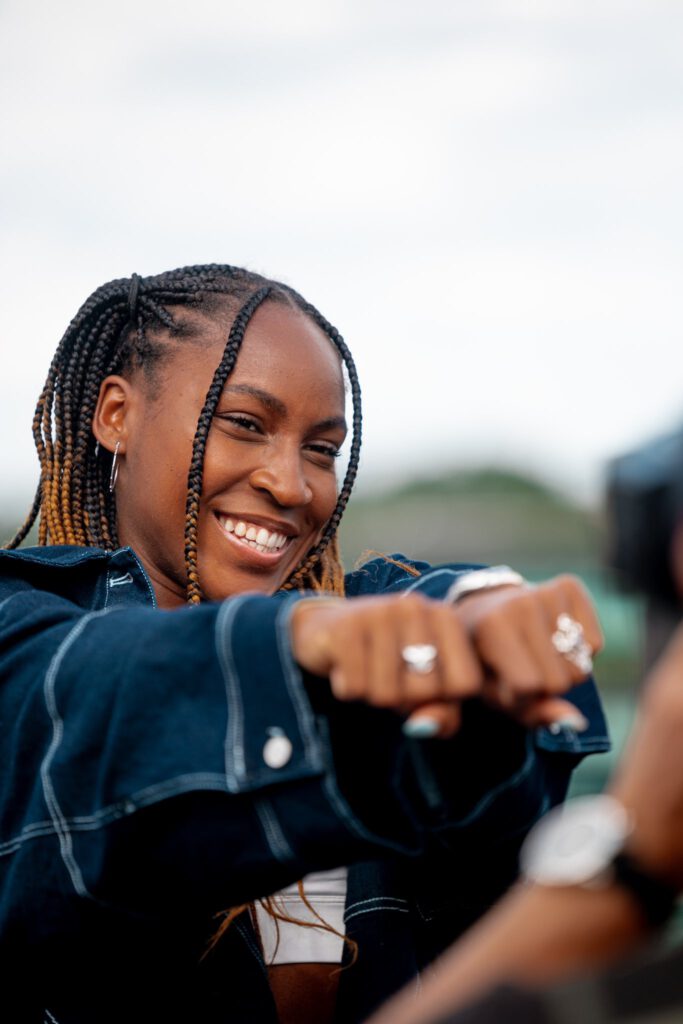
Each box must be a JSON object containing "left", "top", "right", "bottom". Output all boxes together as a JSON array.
[
  {"left": 312, "top": 476, "right": 339, "bottom": 530},
  {"left": 130, "top": 429, "right": 193, "bottom": 528}
]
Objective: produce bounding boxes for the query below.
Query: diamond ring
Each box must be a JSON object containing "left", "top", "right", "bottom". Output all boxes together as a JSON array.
[
  {"left": 551, "top": 614, "right": 593, "bottom": 674},
  {"left": 401, "top": 643, "right": 438, "bottom": 675}
]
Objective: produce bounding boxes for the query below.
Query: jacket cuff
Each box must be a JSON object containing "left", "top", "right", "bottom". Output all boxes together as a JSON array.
[{"left": 217, "top": 592, "right": 326, "bottom": 793}]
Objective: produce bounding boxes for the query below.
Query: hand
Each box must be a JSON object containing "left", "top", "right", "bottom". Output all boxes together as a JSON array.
[
  {"left": 609, "top": 622, "right": 683, "bottom": 889},
  {"left": 290, "top": 594, "right": 483, "bottom": 736},
  {"left": 453, "top": 574, "right": 604, "bottom": 729}
]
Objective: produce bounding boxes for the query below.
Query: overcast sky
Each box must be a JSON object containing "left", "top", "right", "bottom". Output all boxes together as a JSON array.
[{"left": 2, "top": 0, "right": 682, "bottom": 516}]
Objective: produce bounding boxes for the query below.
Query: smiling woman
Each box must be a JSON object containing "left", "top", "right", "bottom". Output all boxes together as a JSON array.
[
  {"left": 0, "top": 264, "right": 610, "bottom": 1024},
  {"left": 92, "top": 296, "right": 350, "bottom": 605}
]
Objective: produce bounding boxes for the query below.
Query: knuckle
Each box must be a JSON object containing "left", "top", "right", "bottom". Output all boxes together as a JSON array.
[
  {"left": 400, "top": 593, "right": 430, "bottom": 617},
  {"left": 474, "top": 606, "right": 508, "bottom": 634},
  {"left": 556, "top": 573, "right": 583, "bottom": 597}
]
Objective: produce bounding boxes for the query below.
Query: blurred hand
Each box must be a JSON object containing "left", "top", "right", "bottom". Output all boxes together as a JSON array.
[
  {"left": 290, "top": 593, "right": 482, "bottom": 736},
  {"left": 609, "top": 621, "right": 683, "bottom": 889},
  {"left": 290, "top": 574, "right": 603, "bottom": 737},
  {"left": 452, "top": 574, "right": 604, "bottom": 730}
]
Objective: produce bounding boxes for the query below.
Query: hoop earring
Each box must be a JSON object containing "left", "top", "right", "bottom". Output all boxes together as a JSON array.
[{"left": 109, "top": 441, "right": 121, "bottom": 493}]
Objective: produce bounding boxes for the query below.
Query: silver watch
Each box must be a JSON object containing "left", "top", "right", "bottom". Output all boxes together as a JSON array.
[
  {"left": 519, "top": 795, "right": 678, "bottom": 927},
  {"left": 445, "top": 565, "right": 526, "bottom": 604},
  {"left": 520, "top": 795, "right": 633, "bottom": 887}
]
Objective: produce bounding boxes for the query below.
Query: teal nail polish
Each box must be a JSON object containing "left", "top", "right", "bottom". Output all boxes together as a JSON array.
[
  {"left": 402, "top": 717, "right": 440, "bottom": 739},
  {"left": 549, "top": 714, "right": 589, "bottom": 734}
]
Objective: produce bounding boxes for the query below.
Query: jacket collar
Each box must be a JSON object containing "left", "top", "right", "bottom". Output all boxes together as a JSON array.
[{"left": 0, "top": 544, "right": 157, "bottom": 609}]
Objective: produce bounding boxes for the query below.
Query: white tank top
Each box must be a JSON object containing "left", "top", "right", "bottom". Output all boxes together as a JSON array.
[{"left": 253, "top": 867, "right": 348, "bottom": 964}]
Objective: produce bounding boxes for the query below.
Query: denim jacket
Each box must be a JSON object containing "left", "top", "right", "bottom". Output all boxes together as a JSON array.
[{"left": 0, "top": 545, "right": 610, "bottom": 1024}]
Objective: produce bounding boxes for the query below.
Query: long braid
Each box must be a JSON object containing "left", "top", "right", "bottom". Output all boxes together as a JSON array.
[
  {"left": 184, "top": 285, "right": 273, "bottom": 604},
  {"left": 278, "top": 293, "right": 363, "bottom": 591}
]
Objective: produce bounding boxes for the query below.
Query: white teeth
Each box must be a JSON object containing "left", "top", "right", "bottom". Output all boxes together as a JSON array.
[{"left": 218, "top": 516, "right": 291, "bottom": 554}]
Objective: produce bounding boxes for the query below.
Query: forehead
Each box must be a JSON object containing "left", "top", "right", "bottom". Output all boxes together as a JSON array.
[{"left": 229, "top": 300, "right": 344, "bottom": 404}]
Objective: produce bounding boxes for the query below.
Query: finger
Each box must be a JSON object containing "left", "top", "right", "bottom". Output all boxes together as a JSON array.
[
  {"left": 430, "top": 604, "right": 483, "bottom": 700},
  {"left": 513, "top": 695, "right": 589, "bottom": 732},
  {"left": 536, "top": 579, "right": 597, "bottom": 684},
  {"left": 366, "top": 607, "right": 404, "bottom": 708},
  {"left": 328, "top": 619, "right": 370, "bottom": 702},
  {"left": 397, "top": 595, "right": 445, "bottom": 706},
  {"left": 561, "top": 575, "right": 604, "bottom": 655},
  {"left": 516, "top": 591, "right": 575, "bottom": 693},
  {"left": 474, "top": 612, "right": 546, "bottom": 696},
  {"left": 403, "top": 701, "right": 462, "bottom": 739}
]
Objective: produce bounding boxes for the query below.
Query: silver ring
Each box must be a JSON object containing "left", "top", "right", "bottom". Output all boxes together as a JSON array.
[
  {"left": 401, "top": 643, "right": 438, "bottom": 675},
  {"left": 551, "top": 614, "right": 593, "bottom": 674}
]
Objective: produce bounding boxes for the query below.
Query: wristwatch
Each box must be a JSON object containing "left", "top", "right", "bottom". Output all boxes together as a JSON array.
[
  {"left": 520, "top": 795, "right": 679, "bottom": 927},
  {"left": 445, "top": 565, "right": 526, "bottom": 604}
]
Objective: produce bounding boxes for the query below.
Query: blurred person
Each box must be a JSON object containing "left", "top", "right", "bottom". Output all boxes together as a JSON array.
[
  {"left": 369, "top": 426, "right": 683, "bottom": 1024},
  {"left": 0, "top": 265, "right": 608, "bottom": 1024}
]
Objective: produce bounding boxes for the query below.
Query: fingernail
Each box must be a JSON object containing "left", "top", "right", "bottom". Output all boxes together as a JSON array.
[
  {"left": 549, "top": 713, "right": 589, "bottom": 734},
  {"left": 402, "top": 717, "right": 440, "bottom": 739}
]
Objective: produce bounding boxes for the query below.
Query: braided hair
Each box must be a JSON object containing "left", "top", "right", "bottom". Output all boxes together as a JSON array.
[{"left": 5, "top": 264, "right": 363, "bottom": 600}]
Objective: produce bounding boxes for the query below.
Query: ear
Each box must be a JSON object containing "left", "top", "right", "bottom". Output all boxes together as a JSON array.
[{"left": 92, "top": 375, "right": 134, "bottom": 455}]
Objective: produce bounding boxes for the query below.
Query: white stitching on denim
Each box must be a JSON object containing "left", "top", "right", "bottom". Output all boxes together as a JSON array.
[
  {"left": 234, "top": 920, "right": 269, "bottom": 977},
  {"left": 41, "top": 608, "right": 116, "bottom": 898},
  {"left": 121, "top": 547, "right": 157, "bottom": 608},
  {"left": 109, "top": 572, "right": 133, "bottom": 588},
  {"left": 275, "top": 599, "right": 323, "bottom": 769},
  {"left": 400, "top": 568, "right": 461, "bottom": 594},
  {"left": 345, "top": 905, "right": 410, "bottom": 924},
  {"left": 216, "top": 597, "right": 249, "bottom": 790},
  {"left": 0, "top": 773, "right": 232, "bottom": 858},
  {"left": 0, "top": 592, "right": 25, "bottom": 615},
  {"left": 538, "top": 736, "right": 610, "bottom": 750},
  {"left": 0, "top": 549, "right": 103, "bottom": 567},
  {"left": 344, "top": 895, "right": 408, "bottom": 914},
  {"left": 254, "top": 798, "right": 295, "bottom": 863}
]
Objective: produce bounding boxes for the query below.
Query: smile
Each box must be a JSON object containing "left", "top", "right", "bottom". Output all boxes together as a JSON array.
[{"left": 213, "top": 513, "right": 295, "bottom": 564}]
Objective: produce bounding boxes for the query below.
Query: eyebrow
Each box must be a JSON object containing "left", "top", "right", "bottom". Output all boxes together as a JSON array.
[{"left": 222, "top": 384, "right": 347, "bottom": 434}]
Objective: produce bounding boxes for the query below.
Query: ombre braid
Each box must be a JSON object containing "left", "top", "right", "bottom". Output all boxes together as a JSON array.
[{"left": 4, "top": 264, "right": 362, "bottom": 601}]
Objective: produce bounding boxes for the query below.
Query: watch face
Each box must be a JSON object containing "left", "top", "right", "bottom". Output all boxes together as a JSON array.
[{"left": 521, "top": 795, "right": 633, "bottom": 886}]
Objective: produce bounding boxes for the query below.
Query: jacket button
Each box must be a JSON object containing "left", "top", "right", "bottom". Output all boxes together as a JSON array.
[{"left": 263, "top": 731, "right": 292, "bottom": 769}]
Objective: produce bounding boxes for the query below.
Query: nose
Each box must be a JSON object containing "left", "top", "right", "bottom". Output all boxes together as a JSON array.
[{"left": 248, "top": 449, "right": 314, "bottom": 508}]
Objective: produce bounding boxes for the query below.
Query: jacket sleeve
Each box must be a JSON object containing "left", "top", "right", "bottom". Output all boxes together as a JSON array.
[{"left": 0, "top": 585, "right": 427, "bottom": 929}]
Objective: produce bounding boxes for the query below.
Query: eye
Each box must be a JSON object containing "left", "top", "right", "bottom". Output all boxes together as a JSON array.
[
  {"left": 305, "top": 442, "right": 342, "bottom": 463},
  {"left": 216, "top": 413, "right": 262, "bottom": 435}
]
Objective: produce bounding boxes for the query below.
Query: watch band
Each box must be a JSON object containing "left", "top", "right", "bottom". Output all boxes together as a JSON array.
[{"left": 612, "top": 852, "right": 679, "bottom": 927}]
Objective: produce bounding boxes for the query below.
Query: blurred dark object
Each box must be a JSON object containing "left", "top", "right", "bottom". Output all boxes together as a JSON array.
[{"left": 606, "top": 425, "right": 683, "bottom": 669}]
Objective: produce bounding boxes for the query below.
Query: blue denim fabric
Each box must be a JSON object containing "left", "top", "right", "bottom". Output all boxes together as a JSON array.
[{"left": 0, "top": 545, "right": 610, "bottom": 1023}]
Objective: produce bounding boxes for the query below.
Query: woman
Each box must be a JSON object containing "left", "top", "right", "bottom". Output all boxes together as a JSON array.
[{"left": 0, "top": 264, "right": 608, "bottom": 1024}]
